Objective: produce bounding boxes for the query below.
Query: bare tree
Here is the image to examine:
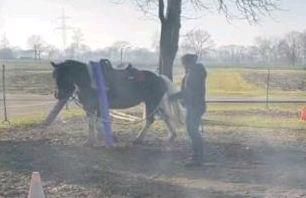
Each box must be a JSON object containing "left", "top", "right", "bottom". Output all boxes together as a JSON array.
[
  {"left": 112, "top": 41, "right": 131, "bottom": 63},
  {"left": 269, "top": 39, "right": 281, "bottom": 64},
  {"left": 300, "top": 31, "right": 306, "bottom": 65},
  {"left": 255, "top": 37, "right": 273, "bottom": 64},
  {"left": 122, "top": 0, "right": 280, "bottom": 79},
  {"left": 27, "top": 35, "right": 45, "bottom": 60},
  {"left": 69, "top": 28, "right": 85, "bottom": 58},
  {"left": 45, "top": 45, "right": 59, "bottom": 60},
  {"left": 278, "top": 31, "right": 303, "bottom": 66},
  {"left": 151, "top": 31, "right": 160, "bottom": 53},
  {"left": 181, "top": 29, "right": 214, "bottom": 59},
  {"left": 217, "top": 44, "right": 247, "bottom": 65},
  {"left": 0, "top": 34, "right": 14, "bottom": 59},
  {"left": 0, "top": 34, "right": 9, "bottom": 49}
]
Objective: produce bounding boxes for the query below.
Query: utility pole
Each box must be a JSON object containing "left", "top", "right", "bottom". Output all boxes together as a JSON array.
[{"left": 55, "top": 9, "right": 73, "bottom": 51}]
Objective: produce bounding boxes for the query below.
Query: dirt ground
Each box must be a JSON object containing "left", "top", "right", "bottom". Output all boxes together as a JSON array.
[
  {"left": 0, "top": 94, "right": 55, "bottom": 118},
  {"left": 0, "top": 115, "right": 306, "bottom": 198}
]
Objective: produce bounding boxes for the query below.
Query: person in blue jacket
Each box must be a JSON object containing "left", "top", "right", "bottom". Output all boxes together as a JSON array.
[{"left": 170, "top": 53, "right": 207, "bottom": 167}]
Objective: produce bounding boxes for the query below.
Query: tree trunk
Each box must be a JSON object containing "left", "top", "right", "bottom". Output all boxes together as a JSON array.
[{"left": 158, "top": 0, "right": 182, "bottom": 81}]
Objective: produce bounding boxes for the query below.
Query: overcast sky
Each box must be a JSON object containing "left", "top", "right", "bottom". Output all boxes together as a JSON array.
[{"left": 0, "top": 0, "right": 305, "bottom": 50}]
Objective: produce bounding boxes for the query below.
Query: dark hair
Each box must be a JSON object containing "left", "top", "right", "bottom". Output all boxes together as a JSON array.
[{"left": 181, "top": 54, "right": 198, "bottom": 64}]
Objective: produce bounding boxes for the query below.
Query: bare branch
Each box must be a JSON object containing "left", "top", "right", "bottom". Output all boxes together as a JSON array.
[
  {"left": 115, "top": 0, "right": 279, "bottom": 24},
  {"left": 216, "top": 0, "right": 280, "bottom": 23},
  {"left": 134, "top": 0, "right": 155, "bottom": 16},
  {"left": 189, "top": 0, "right": 209, "bottom": 10},
  {"left": 181, "top": 29, "right": 215, "bottom": 58}
]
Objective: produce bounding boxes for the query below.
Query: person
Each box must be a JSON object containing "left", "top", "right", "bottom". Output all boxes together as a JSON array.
[{"left": 170, "top": 53, "right": 207, "bottom": 167}]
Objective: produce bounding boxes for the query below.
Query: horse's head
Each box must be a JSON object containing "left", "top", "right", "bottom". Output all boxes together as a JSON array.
[{"left": 51, "top": 61, "right": 75, "bottom": 100}]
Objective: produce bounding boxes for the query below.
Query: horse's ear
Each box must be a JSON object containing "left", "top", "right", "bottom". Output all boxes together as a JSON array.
[{"left": 50, "top": 61, "right": 58, "bottom": 68}]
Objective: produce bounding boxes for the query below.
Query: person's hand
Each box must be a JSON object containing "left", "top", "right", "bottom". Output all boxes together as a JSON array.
[{"left": 168, "top": 94, "right": 177, "bottom": 101}]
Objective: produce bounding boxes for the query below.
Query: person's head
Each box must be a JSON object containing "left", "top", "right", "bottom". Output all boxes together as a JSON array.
[{"left": 181, "top": 54, "right": 198, "bottom": 69}]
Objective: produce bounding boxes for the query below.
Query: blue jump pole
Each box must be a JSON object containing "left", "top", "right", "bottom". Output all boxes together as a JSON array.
[{"left": 90, "top": 61, "right": 114, "bottom": 147}]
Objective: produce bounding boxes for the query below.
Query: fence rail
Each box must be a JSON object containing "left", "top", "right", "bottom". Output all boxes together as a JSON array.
[
  {"left": 1, "top": 63, "right": 306, "bottom": 124},
  {"left": 206, "top": 100, "right": 306, "bottom": 104}
]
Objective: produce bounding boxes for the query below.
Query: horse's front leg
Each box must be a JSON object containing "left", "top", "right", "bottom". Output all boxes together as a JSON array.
[
  {"left": 95, "top": 116, "right": 104, "bottom": 143},
  {"left": 134, "top": 120, "right": 153, "bottom": 144},
  {"left": 134, "top": 104, "right": 155, "bottom": 144},
  {"left": 84, "top": 112, "right": 97, "bottom": 147},
  {"left": 96, "top": 116, "right": 119, "bottom": 145}
]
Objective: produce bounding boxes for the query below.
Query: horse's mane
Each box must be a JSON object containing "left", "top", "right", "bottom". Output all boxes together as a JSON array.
[{"left": 62, "top": 60, "right": 86, "bottom": 67}]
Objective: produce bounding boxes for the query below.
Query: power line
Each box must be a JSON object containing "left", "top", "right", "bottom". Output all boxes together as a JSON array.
[{"left": 55, "top": 8, "right": 73, "bottom": 50}]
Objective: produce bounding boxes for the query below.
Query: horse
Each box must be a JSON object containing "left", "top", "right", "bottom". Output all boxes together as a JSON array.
[{"left": 49, "top": 59, "right": 184, "bottom": 146}]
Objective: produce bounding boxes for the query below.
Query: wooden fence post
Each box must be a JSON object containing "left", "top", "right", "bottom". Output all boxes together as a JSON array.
[
  {"left": 2, "top": 64, "right": 10, "bottom": 124},
  {"left": 266, "top": 67, "right": 271, "bottom": 109}
]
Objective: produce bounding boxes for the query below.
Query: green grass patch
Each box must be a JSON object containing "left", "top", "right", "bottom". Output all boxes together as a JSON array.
[
  {"left": 208, "top": 103, "right": 306, "bottom": 113},
  {"left": 206, "top": 114, "right": 306, "bottom": 130},
  {"left": 62, "top": 108, "right": 85, "bottom": 119},
  {"left": 175, "top": 68, "right": 306, "bottom": 99},
  {"left": 2, "top": 60, "right": 51, "bottom": 71},
  {"left": 0, "top": 108, "right": 85, "bottom": 130},
  {"left": 207, "top": 69, "right": 265, "bottom": 97},
  {"left": 206, "top": 103, "right": 306, "bottom": 130}
]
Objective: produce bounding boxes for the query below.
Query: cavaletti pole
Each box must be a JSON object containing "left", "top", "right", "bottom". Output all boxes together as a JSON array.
[
  {"left": 90, "top": 61, "right": 114, "bottom": 147},
  {"left": 43, "top": 99, "right": 67, "bottom": 126}
]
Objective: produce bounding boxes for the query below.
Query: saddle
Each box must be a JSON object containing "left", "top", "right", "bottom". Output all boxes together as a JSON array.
[
  {"left": 97, "top": 59, "right": 146, "bottom": 100},
  {"left": 100, "top": 59, "right": 145, "bottom": 83},
  {"left": 122, "top": 64, "right": 146, "bottom": 82}
]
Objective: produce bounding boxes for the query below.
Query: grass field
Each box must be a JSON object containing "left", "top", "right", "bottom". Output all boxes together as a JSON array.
[
  {"left": 1, "top": 61, "right": 305, "bottom": 130},
  {"left": 208, "top": 68, "right": 306, "bottom": 98}
]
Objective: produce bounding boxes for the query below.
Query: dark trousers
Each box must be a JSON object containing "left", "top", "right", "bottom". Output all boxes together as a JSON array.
[{"left": 186, "top": 107, "right": 204, "bottom": 161}]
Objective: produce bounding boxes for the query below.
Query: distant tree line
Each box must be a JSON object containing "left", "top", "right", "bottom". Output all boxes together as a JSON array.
[
  {"left": 1, "top": 29, "right": 306, "bottom": 68},
  {"left": 203, "top": 30, "right": 306, "bottom": 67}
]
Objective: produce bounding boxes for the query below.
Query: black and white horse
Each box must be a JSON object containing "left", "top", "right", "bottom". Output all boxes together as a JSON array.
[{"left": 47, "top": 59, "right": 184, "bottom": 146}]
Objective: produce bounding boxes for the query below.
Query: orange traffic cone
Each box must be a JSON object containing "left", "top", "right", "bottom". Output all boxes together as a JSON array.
[
  {"left": 300, "top": 107, "right": 306, "bottom": 121},
  {"left": 28, "top": 172, "right": 45, "bottom": 198}
]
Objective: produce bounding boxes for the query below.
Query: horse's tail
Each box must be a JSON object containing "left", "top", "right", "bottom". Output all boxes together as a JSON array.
[{"left": 159, "top": 75, "right": 185, "bottom": 127}]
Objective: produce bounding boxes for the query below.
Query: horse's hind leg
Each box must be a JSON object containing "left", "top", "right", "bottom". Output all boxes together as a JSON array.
[
  {"left": 84, "top": 112, "right": 97, "bottom": 147},
  {"left": 160, "top": 99, "right": 177, "bottom": 143},
  {"left": 134, "top": 104, "right": 155, "bottom": 144},
  {"left": 95, "top": 116, "right": 104, "bottom": 142},
  {"left": 164, "top": 118, "right": 177, "bottom": 143}
]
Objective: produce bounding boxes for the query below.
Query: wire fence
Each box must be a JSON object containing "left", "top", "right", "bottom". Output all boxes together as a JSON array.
[{"left": 0, "top": 61, "right": 306, "bottom": 124}]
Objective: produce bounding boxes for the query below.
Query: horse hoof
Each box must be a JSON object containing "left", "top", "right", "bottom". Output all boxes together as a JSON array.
[
  {"left": 167, "top": 135, "right": 177, "bottom": 143},
  {"left": 39, "top": 131, "right": 46, "bottom": 139},
  {"left": 113, "top": 135, "right": 119, "bottom": 143},
  {"left": 133, "top": 139, "right": 143, "bottom": 145},
  {"left": 96, "top": 133, "right": 103, "bottom": 141},
  {"left": 83, "top": 139, "right": 95, "bottom": 147}
]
